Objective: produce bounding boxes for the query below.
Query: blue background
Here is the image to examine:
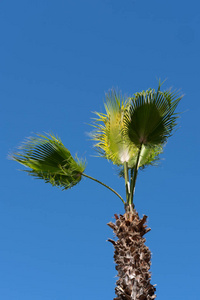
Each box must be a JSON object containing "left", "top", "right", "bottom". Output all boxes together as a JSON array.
[{"left": 1, "top": 0, "right": 200, "bottom": 299}]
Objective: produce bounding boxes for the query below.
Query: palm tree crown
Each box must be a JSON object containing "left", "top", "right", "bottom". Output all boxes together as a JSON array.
[
  {"left": 91, "top": 83, "right": 182, "bottom": 206},
  {"left": 11, "top": 83, "right": 182, "bottom": 207}
]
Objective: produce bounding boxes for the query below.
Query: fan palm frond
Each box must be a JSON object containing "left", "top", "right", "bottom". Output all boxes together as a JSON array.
[
  {"left": 90, "top": 90, "right": 138, "bottom": 166},
  {"left": 10, "top": 133, "right": 86, "bottom": 190},
  {"left": 124, "top": 87, "right": 182, "bottom": 148},
  {"left": 90, "top": 89, "right": 165, "bottom": 169}
]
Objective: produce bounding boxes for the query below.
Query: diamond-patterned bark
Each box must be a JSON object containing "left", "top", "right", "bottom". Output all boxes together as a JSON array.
[{"left": 108, "top": 209, "right": 156, "bottom": 300}]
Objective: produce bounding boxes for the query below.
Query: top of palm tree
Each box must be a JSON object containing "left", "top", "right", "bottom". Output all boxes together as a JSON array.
[
  {"left": 90, "top": 83, "right": 182, "bottom": 171},
  {"left": 10, "top": 82, "right": 182, "bottom": 206},
  {"left": 10, "top": 133, "right": 86, "bottom": 190}
]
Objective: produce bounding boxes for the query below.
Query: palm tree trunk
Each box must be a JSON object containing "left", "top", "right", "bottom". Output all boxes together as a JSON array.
[{"left": 108, "top": 205, "right": 156, "bottom": 300}]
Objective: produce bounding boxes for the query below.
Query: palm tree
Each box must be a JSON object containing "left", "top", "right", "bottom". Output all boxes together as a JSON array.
[{"left": 11, "top": 82, "right": 182, "bottom": 300}]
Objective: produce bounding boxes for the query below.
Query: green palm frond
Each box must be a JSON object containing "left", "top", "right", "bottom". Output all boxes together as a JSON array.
[
  {"left": 90, "top": 90, "right": 138, "bottom": 166},
  {"left": 90, "top": 89, "right": 164, "bottom": 169},
  {"left": 10, "top": 133, "right": 86, "bottom": 190},
  {"left": 124, "top": 87, "right": 182, "bottom": 148}
]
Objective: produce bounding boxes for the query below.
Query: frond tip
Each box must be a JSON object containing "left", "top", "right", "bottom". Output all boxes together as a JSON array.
[{"left": 10, "top": 133, "right": 86, "bottom": 190}]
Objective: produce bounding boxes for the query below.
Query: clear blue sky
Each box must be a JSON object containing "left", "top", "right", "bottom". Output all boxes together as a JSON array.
[{"left": 1, "top": 1, "right": 200, "bottom": 299}]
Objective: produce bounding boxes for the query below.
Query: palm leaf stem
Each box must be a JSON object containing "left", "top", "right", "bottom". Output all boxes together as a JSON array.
[
  {"left": 82, "top": 173, "right": 125, "bottom": 204},
  {"left": 124, "top": 162, "right": 130, "bottom": 203},
  {"left": 129, "top": 168, "right": 135, "bottom": 207},
  {"left": 129, "top": 144, "right": 144, "bottom": 205}
]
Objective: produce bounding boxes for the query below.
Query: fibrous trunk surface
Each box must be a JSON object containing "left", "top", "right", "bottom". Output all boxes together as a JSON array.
[{"left": 108, "top": 209, "right": 156, "bottom": 300}]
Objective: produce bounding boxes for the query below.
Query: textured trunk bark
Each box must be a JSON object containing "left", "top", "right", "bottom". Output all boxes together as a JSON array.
[{"left": 108, "top": 206, "right": 156, "bottom": 300}]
